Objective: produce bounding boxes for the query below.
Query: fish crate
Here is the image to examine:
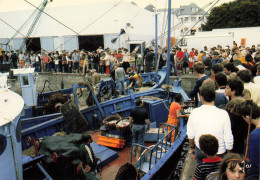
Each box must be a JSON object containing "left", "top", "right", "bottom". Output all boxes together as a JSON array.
[{"left": 97, "top": 135, "right": 126, "bottom": 148}]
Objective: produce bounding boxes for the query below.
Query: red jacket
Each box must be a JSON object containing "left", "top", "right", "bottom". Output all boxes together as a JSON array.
[{"left": 176, "top": 51, "right": 184, "bottom": 59}]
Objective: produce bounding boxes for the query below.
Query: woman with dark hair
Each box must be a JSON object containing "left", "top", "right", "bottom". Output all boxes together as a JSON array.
[
  {"left": 211, "top": 153, "right": 246, "bottom": 180},
  {"left": 224, "top": 63, "right": 239, "bottom": 77},
  {"left": 245, "top": 54, "right": 255, "bottom": 70},
  {"left": 167, "top": 94, "right": 189, "bottom": 143}
]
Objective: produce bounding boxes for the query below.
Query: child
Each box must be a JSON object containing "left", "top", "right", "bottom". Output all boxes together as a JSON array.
[
  {"left": 136, "top": 54, "right": 143, "bottom": 74},
  {"left": 54, "top": 57, "right": 59, "bottom": 72},
  {"left": 188, "top": 54, "right": 194, "bottom": 74},
  {"left": 210, "top": 153, "right": 246, "bottom": 180},
  {"left": 193, "top": 134, "right": 222, "bottom": 180}
]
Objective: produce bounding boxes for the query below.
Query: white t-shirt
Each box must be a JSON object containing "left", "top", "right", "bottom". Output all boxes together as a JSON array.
[
  {"left": 254, "top": 76, "right": 260, "bottom": 84},
  {"left": 187, "top": 105, "right": 233, "bottom": 154},
  {"left": 54, "top": 59, "right": 59, "bottom": 65}
]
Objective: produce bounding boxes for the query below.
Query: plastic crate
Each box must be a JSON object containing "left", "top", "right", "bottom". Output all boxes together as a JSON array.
[
  {"left": 97, "top": 140, "right": 124, "bottom": 148},
  {"left": 98, "top": 135, "right": 126, "bottom": 144}
]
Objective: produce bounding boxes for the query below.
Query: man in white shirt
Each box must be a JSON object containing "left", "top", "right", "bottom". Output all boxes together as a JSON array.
[
  {"left": 237, "top": 69, "right": 260, "bottom": 106},
  {"left": 187, "top": 84, "right": 233, "bottom": 164}
]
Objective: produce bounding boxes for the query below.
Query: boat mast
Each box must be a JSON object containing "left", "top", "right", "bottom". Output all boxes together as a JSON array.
[
  {"left": 155, "top": 11, "right": 158, "bottom": 72},
  {"left": 166, "top": 0, "right": 172, "bottom": 85}
]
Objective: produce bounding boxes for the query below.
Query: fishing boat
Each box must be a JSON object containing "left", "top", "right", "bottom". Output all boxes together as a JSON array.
[
  {"left": 18, "top": 76, "right": 192, "bottom": 179},
  {"left": 0, "top": 0, "right": 194, "bottom": 179},
  {"left": 0, "top": 65, "right": 166, "bottom": 118}
]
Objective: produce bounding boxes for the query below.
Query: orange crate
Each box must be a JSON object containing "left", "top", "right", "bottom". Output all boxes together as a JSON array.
[
  {"left": 98, "top": 135, "right": 126, "bottom": 144},
  {"left": 97, "top": 140, "right": 124, "bottom": 148}
]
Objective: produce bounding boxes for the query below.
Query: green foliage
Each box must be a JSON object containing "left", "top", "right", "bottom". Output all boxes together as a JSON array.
[{"left": 202, "top": 0, "right": 260, "bottom": 31}]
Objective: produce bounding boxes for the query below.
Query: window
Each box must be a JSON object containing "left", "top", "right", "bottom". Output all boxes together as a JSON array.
[
  {"left": 191, "top": 17, "right": 196, "bottom": 21},
  {"left": 184, "top": 17, "right": 189, "bottom": 22},
  {"left": 191, "top": 7, "right": 198, "bottom": 12},
  {"left": 180, "top": 39, "right": 187, "bottom": 46},
  {"left": 199, "top": 16, "right": 204, "bottom": 21},
  {"left": 21, "top": 76, "right": 29, "bottom": 86},
  {"left": 180, "top": 18, "right": 183, "bottom": 22}
]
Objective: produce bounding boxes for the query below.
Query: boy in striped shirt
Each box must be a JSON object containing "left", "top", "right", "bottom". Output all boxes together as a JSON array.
[{"left": 194, "top": 134, "right": 222, "bottom": 180}]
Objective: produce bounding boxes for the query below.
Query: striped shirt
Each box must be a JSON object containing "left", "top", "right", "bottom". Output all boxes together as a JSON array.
[{"left": 194, "top": 157, "right": 222, "bottom": 180}]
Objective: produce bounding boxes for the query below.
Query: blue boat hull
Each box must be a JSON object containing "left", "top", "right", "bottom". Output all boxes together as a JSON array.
[{"left": 21, "top": 78, "right": 188, "bottom": 180}]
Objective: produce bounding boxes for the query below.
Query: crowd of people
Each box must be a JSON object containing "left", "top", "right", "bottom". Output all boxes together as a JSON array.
[
  {"left": 0, "top": 46, "right": 142, "bottom": 75},
  {"left": 1, "top": 42, "right": 260, "bottom": 179},
  {"left": 127, "top": 43, "right": 260, "bottom": 180},
  {"left": 181, "top": 43, "right": 260, "bottom": 180}
]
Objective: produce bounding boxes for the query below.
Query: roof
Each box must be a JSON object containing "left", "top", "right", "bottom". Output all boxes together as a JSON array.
[
  {"left": 177, "top": 3, "right": 208, "bottom": 16},
  {"left": 144, "top": 4, "right": 155, "bottom": 12},
  {"left": 0, "top": 1, "right": 155, "bottom": 38}
]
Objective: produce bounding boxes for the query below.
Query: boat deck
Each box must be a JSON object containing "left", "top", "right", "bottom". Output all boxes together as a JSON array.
[{"left": 91, "top": 130, "right": 155, "bottom": 180}]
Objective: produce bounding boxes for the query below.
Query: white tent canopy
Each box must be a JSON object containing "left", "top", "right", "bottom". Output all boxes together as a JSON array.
[{"left": 0, "top": 1, "right": 156, "bottom": 38}]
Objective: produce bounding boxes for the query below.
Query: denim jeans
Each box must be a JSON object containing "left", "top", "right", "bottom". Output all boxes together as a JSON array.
[
  {"left": 132, "top": 124, "right": 145, "bottom": 145},
  {"left": 74, "top": 62, "right": 79, "bottom": 72},
  {"left": 92, "top": 62, "right": 98, "bottom": 71},
  {"left": 116, "top": 78, "right": 126, "bottom": 95},
  {"left": 110, "top": 62, "right": 115, "bottom": 71},
  {"left": 170, "top": 62, "right": 177, "bottom": 76},
  {"left": 55, "top": 65, "right": 59, "bottom": 72},
  {"left": 44, "top": 63, "right": 49, "bottom": 72},
  {"left": 137, "top": 65, "right": 141, "bottom": 73},
  {"left": 99, "top": 65, "right": 105, "bottom": 74}
]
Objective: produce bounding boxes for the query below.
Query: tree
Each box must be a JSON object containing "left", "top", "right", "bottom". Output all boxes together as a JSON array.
[{"left": 202, "top": 0, "right": 260, "bottom": 31}]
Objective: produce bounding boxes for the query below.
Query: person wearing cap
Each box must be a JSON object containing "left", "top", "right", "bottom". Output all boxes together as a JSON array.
[{"left": 211, "top": 52, "right": 223, "bottom": 66}]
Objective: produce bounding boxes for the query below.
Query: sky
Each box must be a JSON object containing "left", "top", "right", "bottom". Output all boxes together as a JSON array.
[{"left": 0, "top": 0, "right": 235, "bottom": 12}]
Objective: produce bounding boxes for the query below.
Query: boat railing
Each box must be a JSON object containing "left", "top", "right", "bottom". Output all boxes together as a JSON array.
[{"left": 131, "top": 123, "right": 176, "bottom": 172}]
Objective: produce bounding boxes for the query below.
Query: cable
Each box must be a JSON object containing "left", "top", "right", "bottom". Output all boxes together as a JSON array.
[
  {"left": 146, "top": 1, "right": 214, "bottom": 47},
  {"left": 173, "top": 0, "right": 220, "bottom": 48},
  {"left": 20, "top": 0, "right": 49, "bottom": 50},
  {"left": 54, "top": 0, "right": 123, "bottom": 51},
  {"left": 0, "top": 18, "right": 47, "bottom": 52},
  {"left": 6, "top": 0, "right": 45, "bottom": 45},
  {"left": 24, "top": 0, "right": 80, "bottom": 36}
]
